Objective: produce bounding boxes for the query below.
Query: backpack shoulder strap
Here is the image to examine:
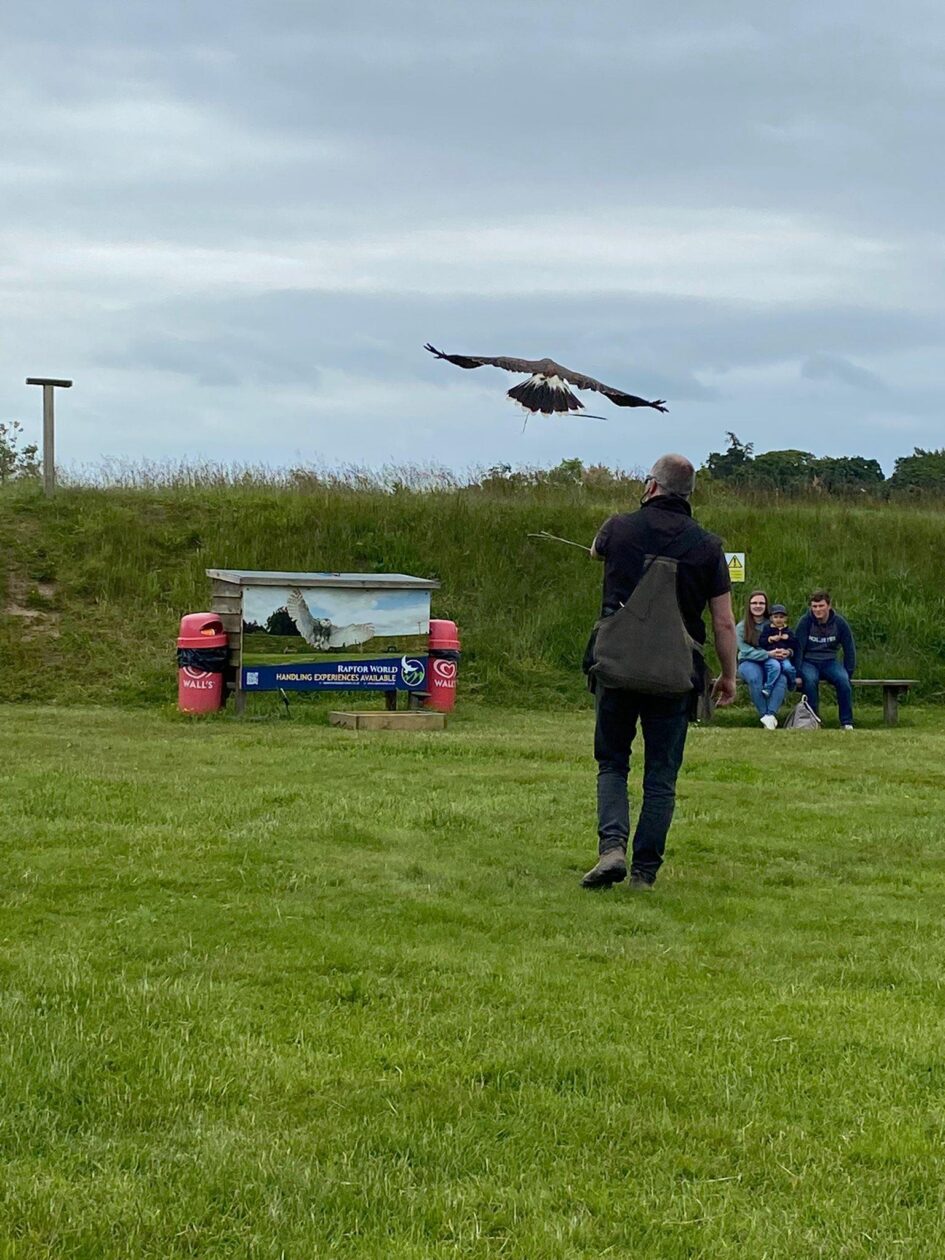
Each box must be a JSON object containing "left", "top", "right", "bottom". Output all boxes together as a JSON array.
[
  {"left": 642, "top": 520, "right": 705, "bottom": 570},
  {"left": 659, "top": 520, "right": 705, "bottom": 560}
]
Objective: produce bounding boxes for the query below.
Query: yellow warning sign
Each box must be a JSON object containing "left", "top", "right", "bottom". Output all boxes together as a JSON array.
[{"left": 725, "top": 552, "right": 746, "bottom": 583}]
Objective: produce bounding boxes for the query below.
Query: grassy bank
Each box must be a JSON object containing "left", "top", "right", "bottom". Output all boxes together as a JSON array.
[
  {"left": 2, "top": 478, "right": 944, "bottom": 705},
  {"left": 2, "top": 704, "right": 945, "bottom": 1256}
]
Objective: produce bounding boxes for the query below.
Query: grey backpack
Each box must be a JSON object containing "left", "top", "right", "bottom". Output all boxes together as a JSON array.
[
  {"left": 783, "top": 696, "right": 822, "bottom": 729},
  {"left": 589, "top": 524, "right": 702, "bottom": 695}
]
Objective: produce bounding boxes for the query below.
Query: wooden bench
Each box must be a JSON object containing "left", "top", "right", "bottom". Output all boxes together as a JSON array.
[
  {"left": 697, "top": 676, "right": 918, "bottom": 726},
  {"left": 851, "top": 679, "right": 917, "bottom": 727}
]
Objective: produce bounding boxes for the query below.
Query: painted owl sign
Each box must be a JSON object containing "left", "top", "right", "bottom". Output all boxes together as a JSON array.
[{"left": 206, "top": 571, "right": 439, "bottom": 695}]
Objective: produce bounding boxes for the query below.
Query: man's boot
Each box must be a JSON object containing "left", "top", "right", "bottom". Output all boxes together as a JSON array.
[{"left": 580, "top": 846, "right": 627, "bottom": 889}]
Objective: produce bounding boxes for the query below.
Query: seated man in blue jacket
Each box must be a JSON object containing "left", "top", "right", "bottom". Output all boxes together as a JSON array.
[{"left": 795, "top": 589, "right": 856, "bottom": 729}]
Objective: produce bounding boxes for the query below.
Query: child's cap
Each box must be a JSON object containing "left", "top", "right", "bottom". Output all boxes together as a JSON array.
[{"left": 770, "top": 603, "right": 788, "bottom": 615}]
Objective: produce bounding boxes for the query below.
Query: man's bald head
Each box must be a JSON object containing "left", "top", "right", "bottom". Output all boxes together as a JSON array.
[{"left": 646, "top": 454, "right": 696, "bottom": 498}]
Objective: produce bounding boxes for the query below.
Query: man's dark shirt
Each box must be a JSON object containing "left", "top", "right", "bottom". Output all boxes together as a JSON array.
[{"left": 593, "top": 496, "right": 731, "bottom": 645}]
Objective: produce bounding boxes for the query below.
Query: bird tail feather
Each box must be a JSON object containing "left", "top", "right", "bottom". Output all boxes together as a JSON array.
[{"left": 507, "top": 378, "right": 583, "bottom": 415}]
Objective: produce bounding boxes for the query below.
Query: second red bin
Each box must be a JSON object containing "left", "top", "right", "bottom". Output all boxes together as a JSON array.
[{"left": 425, "top": 618, "right": 460, "bottom": 712}]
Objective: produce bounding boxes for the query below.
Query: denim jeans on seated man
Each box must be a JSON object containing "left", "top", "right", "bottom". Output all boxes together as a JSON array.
[
  {"left": 738, "top": 659, "right": 789, "bottom": 718},
  {"left": 800, "top": 659, "right": 853, "bottom": 726},
  {"left": 595, "top": 686, "right": 690, "bottom": 883}
]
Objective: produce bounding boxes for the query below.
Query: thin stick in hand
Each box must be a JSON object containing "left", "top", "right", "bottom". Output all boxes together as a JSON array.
[{"left": 527, "top": 531, "right": 592, "bottom": 553}]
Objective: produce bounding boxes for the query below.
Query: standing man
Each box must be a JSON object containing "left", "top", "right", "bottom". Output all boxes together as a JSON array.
[
  {"left": 795, "top": 590, "right": 856, "bottom": 729},
  {"left": 582, "top": 454, "right": 737, "bottom": 891}
]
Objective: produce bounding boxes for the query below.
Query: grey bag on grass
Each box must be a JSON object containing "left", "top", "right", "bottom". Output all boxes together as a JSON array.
[{"left": 783, "top": 696, "right": 822, "bottom": 729}]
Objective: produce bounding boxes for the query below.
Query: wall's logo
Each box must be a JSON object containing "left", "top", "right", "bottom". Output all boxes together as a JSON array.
[
  {"left": 400, "top": 657, "right": 426, "bottom": 687},
  {"left": 245, "top": 671, "right": 259, "bottom": 686},
  {"left": 433, "top": 658, "right": 457, "bottom": 681},
  {"left": 181, "top": 666, "right": 215, "bottom": 690}
]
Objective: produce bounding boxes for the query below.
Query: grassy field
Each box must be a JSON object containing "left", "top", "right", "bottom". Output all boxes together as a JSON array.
[{"left": 2, "top": 703, "right": 945, "bottom": 1257}]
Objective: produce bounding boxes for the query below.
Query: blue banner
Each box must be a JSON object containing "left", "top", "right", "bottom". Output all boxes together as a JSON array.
[{"left": 242, "top": 654, "right": 429, "bottom": 692}]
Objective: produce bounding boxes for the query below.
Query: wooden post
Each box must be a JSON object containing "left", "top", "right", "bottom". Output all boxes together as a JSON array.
[
  {"left": 209, "top": 575, "right": 245, "bottom": 715},
  {"left": 26, "top": 377, "right": 72, "bottom": 496},
  {"left": 42, "top": 385, "right": 55, "bottom": 495},
  {"left": 883, "top": 686, "right": 899, "bottom": 727}
]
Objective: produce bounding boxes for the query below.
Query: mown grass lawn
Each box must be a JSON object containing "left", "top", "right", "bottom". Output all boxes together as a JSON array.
[{"left": 1, "top": 704, "right": 945, "bottom": 1258}]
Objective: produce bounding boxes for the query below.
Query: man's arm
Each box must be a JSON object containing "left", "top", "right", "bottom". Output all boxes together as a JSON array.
[
  {"left": 589, "top": 520, "right": 610, "bottom": 561},
  {"left": 793, "top": 615, "right": 809, "bottom": 670},
  {"left": 709, "top": 592, "right": 738, "bottom": 706},
  {"left": 839, "top": 616, "right": 856, "bottom": 676}
]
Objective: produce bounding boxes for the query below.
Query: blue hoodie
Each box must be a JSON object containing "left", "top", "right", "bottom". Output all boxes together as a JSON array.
[{"left": 795, "top": 610, "right": 856, "bottom": 675}]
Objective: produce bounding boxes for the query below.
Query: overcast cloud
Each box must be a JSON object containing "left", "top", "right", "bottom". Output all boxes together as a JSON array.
[{"left": 2, "top": 0, "right": 943, "bottom": 475}]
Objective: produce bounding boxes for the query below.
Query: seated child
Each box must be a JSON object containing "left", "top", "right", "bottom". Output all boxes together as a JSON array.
[{"left": 759, "top": 604, "right": 798, "bottom": 692}]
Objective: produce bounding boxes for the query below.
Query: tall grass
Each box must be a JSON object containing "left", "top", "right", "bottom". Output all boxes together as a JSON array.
[
  {"left": 58, "top": 458, "right": 470, "bottom": 493},
  {"left": 2, "top": 470, "right": 945, "bottom": 706}
]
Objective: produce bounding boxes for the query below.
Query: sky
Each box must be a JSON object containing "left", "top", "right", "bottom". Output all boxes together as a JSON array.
[{"left": 2, "top": 0, "right": 944, "bottom": 477}]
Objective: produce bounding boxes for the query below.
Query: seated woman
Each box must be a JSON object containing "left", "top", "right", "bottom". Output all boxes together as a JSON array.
[{"left": 736, "top": 589, "right": 790, "bottom": 729}]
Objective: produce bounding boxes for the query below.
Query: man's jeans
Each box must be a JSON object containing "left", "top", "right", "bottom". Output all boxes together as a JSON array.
[
  {"left": 801, "top": 659, "right": 854, "bottom": 726},
  {"left": 737, "top": 659, "right": 789, "bottom": 718},
  {"left": 594, "top": 686, "right": 690, "bottom": 881}
]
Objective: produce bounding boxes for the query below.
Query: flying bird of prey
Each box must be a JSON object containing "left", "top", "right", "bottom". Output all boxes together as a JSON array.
[
  {"left": 424, "top": 344, "right": 668, "bottom": 423},
  {"left": 285, "top": 588, "right": 374, "bottom": 650}
]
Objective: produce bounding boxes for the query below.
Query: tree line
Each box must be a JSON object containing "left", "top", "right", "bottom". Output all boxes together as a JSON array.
[{"left": 704, "top": 433, "right": 945, "bottom": 495}]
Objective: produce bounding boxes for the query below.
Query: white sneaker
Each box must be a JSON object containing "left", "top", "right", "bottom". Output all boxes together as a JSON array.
[
  {"left": 842, "top": 724, "right": 854, "bottom": 731},
  {"left": 760, "top": 714, "right": 778, "bottom": 730}
]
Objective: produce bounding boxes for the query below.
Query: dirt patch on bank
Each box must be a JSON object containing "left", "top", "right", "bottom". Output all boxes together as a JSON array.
[{"left": 3, "top": 573, "right": 61, "bottom": 634}]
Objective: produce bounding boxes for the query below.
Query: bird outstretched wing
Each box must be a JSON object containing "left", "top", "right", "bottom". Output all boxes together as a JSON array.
[
  {"left": 285, "top": 588, "right": 325, "bottom": 648},
  {"left": 549, "top": 362, "right": 668, "bottom": 412},
  {"left": 424, "top": 344, "right": 544, "bottom": 373},
  {"left": 328, "top": 622, "right": 375, "bottom": 649}
]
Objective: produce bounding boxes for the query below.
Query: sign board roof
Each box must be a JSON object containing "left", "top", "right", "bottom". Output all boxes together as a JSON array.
[{"left": 207, "top": 569, "right": 440, "bottom": 590}]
